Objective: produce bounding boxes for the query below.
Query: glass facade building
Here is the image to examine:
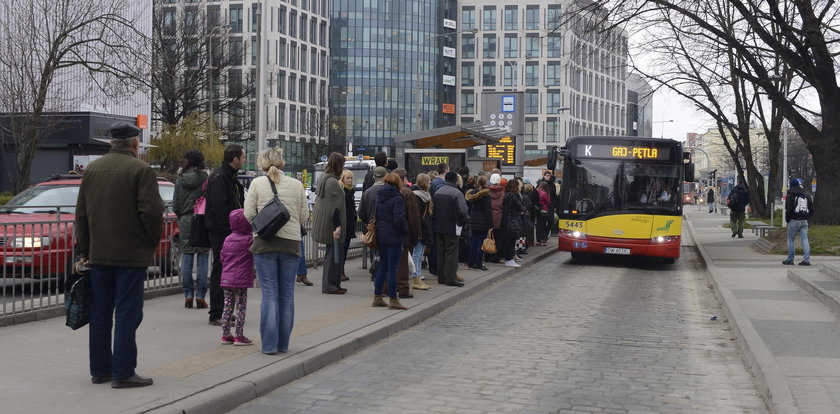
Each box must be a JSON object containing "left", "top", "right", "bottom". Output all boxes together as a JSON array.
[{"left": 329, "top": 0, "right": 458, "bottom": 158}]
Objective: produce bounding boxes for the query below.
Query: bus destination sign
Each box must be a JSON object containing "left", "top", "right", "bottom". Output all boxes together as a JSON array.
[{"left": 575, "top": 144, "right": 671, "bottom": 161}]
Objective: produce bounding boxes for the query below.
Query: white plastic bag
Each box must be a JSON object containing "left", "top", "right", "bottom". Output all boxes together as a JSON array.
[{"left": 407, "top": 251, "right": 416, "bottom": 275}]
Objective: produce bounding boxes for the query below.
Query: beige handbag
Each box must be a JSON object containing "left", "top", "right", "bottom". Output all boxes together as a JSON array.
[{"left": 481, "top": 229, "right": 497, "bottom": 254}]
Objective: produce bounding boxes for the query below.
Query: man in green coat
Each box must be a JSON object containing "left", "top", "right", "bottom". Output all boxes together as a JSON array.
[
  {"left": 311, "top": 154, "right": 347, "bottom": 294},
  {"left": 75, "top": 122, "right": 164, "bottom": 388}
]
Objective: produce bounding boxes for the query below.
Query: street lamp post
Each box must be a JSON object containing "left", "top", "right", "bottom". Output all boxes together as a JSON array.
[
  {"left": 652, "top": 119, "right": 674, "bottom": 138},
  {"left": 554, "top": 107, "right": 570, "bottom": 146},
  {"left": 208, "top": 25, "right": 230, "bottom": 127},
  {"left": 414, "top": 28, "right": 479, "bottom": 133}
]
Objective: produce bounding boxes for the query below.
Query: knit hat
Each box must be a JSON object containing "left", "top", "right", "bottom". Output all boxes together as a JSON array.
[
  {"left": 789, "top": 178, "right": 802, "bottom": 188},
  {"left": 489, "top": 173, "right": 501, "bottom": 185}
]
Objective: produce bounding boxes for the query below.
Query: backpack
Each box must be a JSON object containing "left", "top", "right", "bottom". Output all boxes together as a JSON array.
[
  {"left": 726, "top": 192, "right": 739, "bottom": 209},
  {"left": 792, "top": 194, "right": 810, "bottom": 218}
]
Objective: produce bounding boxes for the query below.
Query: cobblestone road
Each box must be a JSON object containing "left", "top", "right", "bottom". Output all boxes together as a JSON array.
[{"left": 232, "top": 248, "right": 768, "bottom": 414}]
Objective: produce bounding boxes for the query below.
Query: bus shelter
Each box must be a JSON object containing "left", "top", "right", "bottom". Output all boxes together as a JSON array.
[{"left": 394, "top": 121, "right": 509, "bottom": 149}]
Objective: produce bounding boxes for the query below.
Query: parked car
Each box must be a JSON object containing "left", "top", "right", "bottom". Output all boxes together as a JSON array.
[{"left": 0, "top": 175, "right": 180, "bottom": 288}]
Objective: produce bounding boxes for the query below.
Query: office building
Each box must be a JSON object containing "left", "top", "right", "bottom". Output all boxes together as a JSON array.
[{"left": 625, "top": 73, "right": 652, "bottom": 137}]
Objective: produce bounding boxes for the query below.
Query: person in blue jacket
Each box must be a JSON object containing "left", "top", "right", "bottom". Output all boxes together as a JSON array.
[{"left": 372, "top": 173, "right": 408, "bottom": 310}]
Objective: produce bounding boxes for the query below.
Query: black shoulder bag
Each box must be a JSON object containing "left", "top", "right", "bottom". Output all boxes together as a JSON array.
[{"left": 251, "top": 178, "right": 291, "bottom": 240}]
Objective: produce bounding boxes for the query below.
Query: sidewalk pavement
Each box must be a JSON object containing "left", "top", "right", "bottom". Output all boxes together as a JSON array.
[
  {"left": 685, "top": 207, "right": 840, "bottom": 414},
  {"left": 0, "top": 243, "right": 557, "bottom": 414}
]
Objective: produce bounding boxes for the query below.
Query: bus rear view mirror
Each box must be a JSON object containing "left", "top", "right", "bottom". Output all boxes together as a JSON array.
[
  {"left": 547, "top": 146, "right": 558, "bottom": 170},
  {"left": 684, "top": 163, "right": 695, "bottom": 182}
]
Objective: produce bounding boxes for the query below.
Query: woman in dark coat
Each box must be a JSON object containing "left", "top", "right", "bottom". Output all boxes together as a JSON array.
[
  {"left": 465, "top": 175, "right": 492, "bottom": 270},
  {"left": 372, "top": 173, "right": 408, "bottom": 310},
  {"left": 499, "top": 179, "right": 525, "bottom": 267},
  {"left": 172, "top": 150, "right": 210, "bottom": 309},
  {"left": 339, "top": 169, "right": 357, "bottom": 281}
]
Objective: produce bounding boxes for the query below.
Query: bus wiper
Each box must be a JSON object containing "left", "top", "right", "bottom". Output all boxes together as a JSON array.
[{"left": 587, "top": 190, "right": 616, "bottom": 218}]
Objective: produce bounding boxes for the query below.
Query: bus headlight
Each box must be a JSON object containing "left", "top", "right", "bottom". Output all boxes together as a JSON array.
[{"left": 560, "top": 229, "right": 586, "bottom": 239}]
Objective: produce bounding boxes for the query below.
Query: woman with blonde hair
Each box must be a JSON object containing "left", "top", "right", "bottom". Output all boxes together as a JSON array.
[
  {"left": 338, "top": 169, "right": 357, "bottom": 282},
  {"left": 410, "top": 173, "right": 433, "bottom": 290},
  {"left": 244, "top": 147, "right": 307, "bottom": 355}
]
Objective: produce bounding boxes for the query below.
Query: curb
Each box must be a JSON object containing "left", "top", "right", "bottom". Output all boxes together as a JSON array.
[
  {"left": 686, "top": 220, "right": 799, "bottom": 414},
  {"left": 145, "top": 247, "right": 559, "bottom": 414}
]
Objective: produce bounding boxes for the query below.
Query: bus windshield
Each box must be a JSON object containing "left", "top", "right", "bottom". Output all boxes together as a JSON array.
[{"left": 560, "top": 159, "right": 681, "bottom": 217}]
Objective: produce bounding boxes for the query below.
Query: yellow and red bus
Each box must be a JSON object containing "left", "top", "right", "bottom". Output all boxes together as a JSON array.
[{"left": 548, "top": 136, "right": 695, "bottom": 263}]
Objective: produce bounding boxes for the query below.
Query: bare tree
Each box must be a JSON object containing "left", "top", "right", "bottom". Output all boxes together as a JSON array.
[
  {"left": 150, "top": 6, "right": 253, "bottom": 137},
  {"left": 599, "top": 0, "right": 840, "bottom": 224},
  {"left": 0, "top": 0, "right": 146, "bottom": 193}
]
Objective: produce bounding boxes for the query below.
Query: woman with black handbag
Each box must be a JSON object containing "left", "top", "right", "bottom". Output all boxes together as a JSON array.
[
  {"left": 499, "top": 179, "right": 525, "bottom": 268},
  {"left": 173, "top": 150, "right": 210, "bottom": 309},
  {"left": 465, "top": 175, "right": 492, "bottom": 271},
  {"left": 244, "top": 148, "right": 307, "bottom": 355}
]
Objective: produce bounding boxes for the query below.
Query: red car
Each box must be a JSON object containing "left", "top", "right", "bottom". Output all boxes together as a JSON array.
[{"left": 0, "top": 176, "right": 180, "bottom": 288}]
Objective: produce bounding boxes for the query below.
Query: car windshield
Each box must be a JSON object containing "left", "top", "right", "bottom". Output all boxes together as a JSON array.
[
  {"left": 0, "top": 183, "right": 175, "bottom": 215},
  {"left": 560, "top": 159, "right": 681, "bottom": 217},
  {"left": 312, "top": 166, "right": 368, "bottom": 191}
]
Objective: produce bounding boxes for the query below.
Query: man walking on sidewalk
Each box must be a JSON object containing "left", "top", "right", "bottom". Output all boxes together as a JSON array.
[
  {"left": 706, "top": 186, "right": 716, "bottom": 213},
  {"left": 727, "top": 177, "right": 750, "bottom": 238},
  {"left": 783, "top": 178, "right": 814, "bottom": 266},
  {"left": 75, "top": 122, "right": 164, "bottom": 388},
  {"left": 205, "top": 145, "right": 246, "bottom": 325}
]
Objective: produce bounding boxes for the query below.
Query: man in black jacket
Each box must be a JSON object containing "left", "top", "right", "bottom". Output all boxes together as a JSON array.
[
  {"left": 783, "top": 178, "right": 814, "bottom": 266},
  {"left": 727, "top": 177, "right": 750, "bottom": 238},
  {"left": 432, "top": 172, "right": 469, "bottom": 287},
  {"left": 204, "top": 144, "right": 245, "bottom": 325}
]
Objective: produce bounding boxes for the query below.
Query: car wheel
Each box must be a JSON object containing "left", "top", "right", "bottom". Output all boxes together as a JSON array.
[{"left": 161, "top": 236, "right": 182, "bottom": 276}]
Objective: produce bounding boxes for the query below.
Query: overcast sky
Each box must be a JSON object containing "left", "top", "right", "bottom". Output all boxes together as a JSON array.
[{"left": 650, "top": 86, "right": 715, "bottom": 142}]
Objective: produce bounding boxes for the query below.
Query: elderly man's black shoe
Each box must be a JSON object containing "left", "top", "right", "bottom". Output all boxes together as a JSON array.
[
  {"left": 91, "top": 375, "right": 111, "bottom": 384},
  {"left": 111, "top": 375, "right": 153, "bottom": 389},
  {"left": 445, "top": 281, "right": 464, "bottom": 287}
]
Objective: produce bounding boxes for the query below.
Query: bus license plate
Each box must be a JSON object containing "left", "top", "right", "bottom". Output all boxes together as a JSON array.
[{"left": 604, "top": 247, "right": 631, "bottom": 255}]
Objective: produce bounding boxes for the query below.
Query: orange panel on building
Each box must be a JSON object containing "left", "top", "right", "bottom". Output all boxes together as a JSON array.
[{"left": 441, "top": 103, "right": 455, "bottom": 114}]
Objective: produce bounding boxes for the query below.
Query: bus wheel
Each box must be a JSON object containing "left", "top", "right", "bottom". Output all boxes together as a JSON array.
[
  {"left": 570, "top": 252, "right": 584, "bottom": 260},
  {"left": 662, "top": 258, "right": 676, "bottom": 264}
]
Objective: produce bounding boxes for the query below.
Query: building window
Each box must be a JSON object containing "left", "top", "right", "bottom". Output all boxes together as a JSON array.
[
  {"left": 504, "top": 35, "right": 518, "bottom": 58},
  {"left": 482, "top": 63, "right": 496, "bottom": 86},
  {"left": 299, "top": 14, "right": 307, "bottom": 41},
  {"left": 278, "top": 71, "right": 286, "bottom": 99},
  {"left": 289, "top": 75, "right": 297, "bottom": 101},
  {"left": 482, "top": 34, "right": 496, "bottom": 59},
  {"left": 462, "top": 7, "right": 475, "bottom": 31},
  {"left": 289, "top": 11, "right": 297, "bottom": 37},
  {"left": 525, "top": 63, "right": 538, "bottom": 86},
  {"left": 251, "top": 37, "right": 257, "bottom": 65},
  {"left": 545, "top": 119, "right": 559, "bottom": 142},
  {"left": 547, "top": 34, "right": 562, "bottom": 58},
  {"left": 290, "top": 42, "right": 298, "bottom": 69},
  {"left": 229, "top": 38, "right": 243, "bottom": 66},
  {"left": 503, "top": 64, "right": 517, "bottom": 87},
  {"left": 278, "top": 6, "right": 286, "bottom": 34},
  {"left": 526, "top": 35, "right": 541, "bottom": 58},
  {"left": 525, "top": 119, "right": 538, "bottom": 142},
  {"left": 547, "top": 91, "right": 563, "bottom": 112},
  {"left": 547, "top": 4, "right": 561, "bottom": 31},
  {"left": 461, "top": 63, "right": 474, "bottom": 86},
  {"left": 504, "top": 6, "right": 518, "bottom": 31},
  {"left": 300, "top": 45, "right": 307, "bottom": 72},
  {"left": 546, "top": 62, "right": 562, "bottom": 86},
  {"left": 525, "top": 90, "right": 539, "bottom": 114},
  {"left": 482, "top": 6, "right": 496, "bottom": 31},
  {"left": 279, "top": 39, "right": 287, "bottom": 67},
  {"left": 278, "top": 104, "right": 286, "bottom": 131},
  {"left": 462, "top": 35, "right": 475, "bottom": 59},
  {"left": 230, "top": 5, "right": 243, "bottom": 33},
  {"left": 461, "top": 91, "right": 475, "bottom": 114},
  {"left": 525, "top": 5, "right": 539, "bottom": 30},
  {"left": 289, "top": 105, "right": 297, "bottom": 133}
]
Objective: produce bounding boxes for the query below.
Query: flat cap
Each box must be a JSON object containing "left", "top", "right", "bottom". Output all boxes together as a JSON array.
[
  {"left": 110, "top": 122, "right": 141, "bottom": 140},
  {"left": 373, "top": 166, "right": 388, "bottom": 178}
]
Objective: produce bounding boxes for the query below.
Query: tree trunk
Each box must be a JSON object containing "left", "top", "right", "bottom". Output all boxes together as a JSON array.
[{"left": 809, "top": 133, "right": 840, "bottom": 225}]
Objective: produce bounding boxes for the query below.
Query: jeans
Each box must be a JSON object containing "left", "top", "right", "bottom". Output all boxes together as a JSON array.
[
  {"left": 374, "top": 243, "right": 402, "bottom": 298},
  {"left": 708, "top": 201, "right": 715, "bottom": 212},
  {"left": 89, "top": 266, "right": 146, "bottom": 380},
  {"left": 181, "top": 251, "right": 209, "bottom": 298},
  {"left": 467, "top": 232, "right": 485, "bottom": 268},
  {"left": 296, "top": 239, "right": 307, "bottom": 276},
  {"left": 410, "top": 242, "right": 424, "bottom": 278},
  {"left": 254, "top": 251, "right": 299, "bottom": 354},
  {"left": 787, "top": 219, "right": 810, "bottom": 262}
]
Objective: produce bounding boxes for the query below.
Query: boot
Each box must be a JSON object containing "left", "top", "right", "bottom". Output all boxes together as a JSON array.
[
  {"left": 195, "top": 298, "right": 208, "bottom": 309},
  {"left": 296, "top": 275, "right": 314, "bottom": 286},
  {"left": 388, "top": 298, "right": 407, "bottom": 310},
  {"left": 412, "top": 277, "right": 430, "bottom": 290},
  {"left": 372, "top": 295, "right": 388, "bottom": 307},
  {"left": 184, "top": 297, "right": 193, "bottom": 309},
  {"left": 455, "top": 275, "right": 464, "bottom": 282}
]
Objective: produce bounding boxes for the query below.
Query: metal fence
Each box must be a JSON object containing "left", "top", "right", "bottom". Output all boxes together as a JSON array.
[{"left": 0, "top": 211, "right": 366, "bottom": 326}]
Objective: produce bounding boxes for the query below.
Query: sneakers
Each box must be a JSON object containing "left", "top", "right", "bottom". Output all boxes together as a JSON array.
[
  {"left": 234, "top": 336, "right": 253, "bottom": 346},
  {"left": 221, "top": 335, "right": 235, "bottom": 345},
  {"left": 504, "top": 260, "right": 521, "bottom": 268},
  {"left": 799, "top": 261, "right": 811, "bottom": 266},
  {"left": 782, "top": 259, "right": 794, "bottom": 265}
]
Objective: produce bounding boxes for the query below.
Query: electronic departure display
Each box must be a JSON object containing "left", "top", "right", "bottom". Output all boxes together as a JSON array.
[
  {"left": 487, "top": 136, "right": 516, "bottom": 165},
  {"left": 575, "top": 143, "right": 672, "bottom": 161}
]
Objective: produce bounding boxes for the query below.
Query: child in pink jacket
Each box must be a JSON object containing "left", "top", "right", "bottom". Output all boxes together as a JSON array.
[{"left": 220, "top": 209, "right": 255, "bottom": 346}]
